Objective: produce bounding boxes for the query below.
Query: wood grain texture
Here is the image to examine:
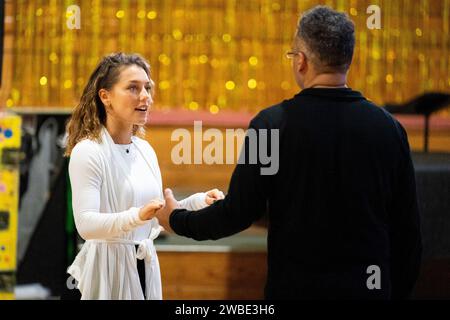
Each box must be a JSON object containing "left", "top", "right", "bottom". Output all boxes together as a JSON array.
[{"left": 158, "top": 251, "right": 267, "bottom": 300}]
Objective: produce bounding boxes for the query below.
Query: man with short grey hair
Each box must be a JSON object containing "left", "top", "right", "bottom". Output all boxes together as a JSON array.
[{"left": 156, "top": 6, "right": 422, "bottom": 299}]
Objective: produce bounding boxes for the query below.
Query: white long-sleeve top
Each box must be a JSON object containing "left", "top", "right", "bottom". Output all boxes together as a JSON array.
[{"left": 67, "top": 127, "right": 208, "bottom": 300}]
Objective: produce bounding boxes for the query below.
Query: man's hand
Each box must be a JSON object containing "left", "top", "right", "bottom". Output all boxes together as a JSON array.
[
  {"left": 205, "top": 188, "right": 225, "bottom": 205},
  {"left": 155, "top": 188, "right": 179, "bottom": 233}
]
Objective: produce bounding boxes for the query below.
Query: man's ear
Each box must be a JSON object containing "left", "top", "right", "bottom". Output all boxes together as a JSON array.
[
  {"left": 297, "top": 52, "right": 308, "bottom": 72},
  {"left": 98, "top": 88, "right": 110, "bottom": 108}
]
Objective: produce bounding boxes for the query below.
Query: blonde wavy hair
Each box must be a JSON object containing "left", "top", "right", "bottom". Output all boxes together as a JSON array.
[{"left": 65, "top": 53, "right": 151, "bottom": 156}]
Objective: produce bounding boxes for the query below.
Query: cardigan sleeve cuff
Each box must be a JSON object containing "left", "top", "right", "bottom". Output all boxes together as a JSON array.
[
  {"left": 178, "top": 192, "right": 207, "bottom": 211},
  {"left": 130, "top": 207, "right": 150, "bottom": 226}
]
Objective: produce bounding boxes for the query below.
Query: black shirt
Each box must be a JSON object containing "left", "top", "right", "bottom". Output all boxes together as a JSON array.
[{"left": 170, "top": 88, "right": 422, "bottom": 299}]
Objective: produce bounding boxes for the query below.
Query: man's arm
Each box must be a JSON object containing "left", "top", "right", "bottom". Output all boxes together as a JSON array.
[
  {"left": 389, "top": 122, "right": 422, "bottom": 299},
  {"left": 164, "top": 115, "right": 273, "bottom": 240}
]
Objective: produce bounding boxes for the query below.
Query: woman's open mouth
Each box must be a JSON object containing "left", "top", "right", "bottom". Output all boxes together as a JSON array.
[{"left": 135, "top": 106, "right": 148, "bottom": 112}]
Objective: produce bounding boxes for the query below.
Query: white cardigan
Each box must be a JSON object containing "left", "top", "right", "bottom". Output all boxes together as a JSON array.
[{"left": 67, "top": 128, "right": 207, "bottom": 300}]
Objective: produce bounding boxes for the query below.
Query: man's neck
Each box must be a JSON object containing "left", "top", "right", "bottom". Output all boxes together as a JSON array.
[{"left": 304, "top": 73, "right": 348, "bottom": 89}]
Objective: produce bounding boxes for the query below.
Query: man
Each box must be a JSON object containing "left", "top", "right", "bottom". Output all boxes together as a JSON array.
[{"left": 156, "top": 6, "right": 422, "bottom": 299}]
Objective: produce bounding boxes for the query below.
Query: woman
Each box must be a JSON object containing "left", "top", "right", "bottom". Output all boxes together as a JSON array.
[{"left": 64, "top": 53, "right": 224, "bottom": 300}]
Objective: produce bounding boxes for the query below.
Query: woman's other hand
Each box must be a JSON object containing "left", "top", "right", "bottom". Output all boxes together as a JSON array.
[{"left": 139, "top": 199, "right": 164, "bottom": 221}]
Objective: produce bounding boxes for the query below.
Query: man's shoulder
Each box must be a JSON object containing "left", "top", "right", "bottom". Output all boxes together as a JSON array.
[
  {"left": 251, "top": 102, "right": 286, "bottom": 129},
  {"left": 362, "top": 99, "right": 404, "bottom": 128},
  {"left": 350, "top": 96, "right": 409, "bottom": 148}
]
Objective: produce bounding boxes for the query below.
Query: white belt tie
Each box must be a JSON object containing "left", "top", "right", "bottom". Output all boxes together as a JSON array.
[
  {"left": 91, "top": 226, "right": 162, "bottom": 250},
  {"left": 89, "top": 226, "right": 163, "bottom": 300},
  {"left": 136, "top": 226, "right": 162, "bottom": 263}
]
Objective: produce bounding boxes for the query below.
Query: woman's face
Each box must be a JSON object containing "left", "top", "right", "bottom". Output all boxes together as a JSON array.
[{"left": 100, "top": 64, "right": 153, "bottom": 127}]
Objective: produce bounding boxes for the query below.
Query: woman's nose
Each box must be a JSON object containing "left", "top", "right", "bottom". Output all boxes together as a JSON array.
[{"left": 140, "top": 88, "right": 152, "bottom": 104}]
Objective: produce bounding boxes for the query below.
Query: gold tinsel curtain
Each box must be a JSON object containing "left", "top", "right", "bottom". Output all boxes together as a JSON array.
[{"left": 5, "top": 0, "right": 450, "bottom": 115}]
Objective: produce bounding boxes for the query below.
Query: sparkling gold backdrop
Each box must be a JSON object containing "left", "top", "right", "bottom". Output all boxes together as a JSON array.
[{"left": 4, "top": 0, "right": 450, "bottom": 115}]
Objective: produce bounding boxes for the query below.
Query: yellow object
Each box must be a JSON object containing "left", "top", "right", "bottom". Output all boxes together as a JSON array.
[
  {"left": 6, "top": 0, "right": 450, "bottom": 113},
  {"left": 0, "top": 113, "right": 21, "bottom": 300}
]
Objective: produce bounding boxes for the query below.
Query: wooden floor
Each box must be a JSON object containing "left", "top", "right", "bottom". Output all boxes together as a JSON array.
[
  {"left": 159, "top": 251, "right": 267, "bottom": 300},
  {"left": 159, "top": 251, "right": 450, "bottom": 299},
  {"left": 156, "top": 227, "right": 267, "bottom": 300}
]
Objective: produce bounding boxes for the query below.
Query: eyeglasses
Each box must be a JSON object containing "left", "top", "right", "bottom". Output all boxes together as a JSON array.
[{"left": 285, "top": 51, "right": 301, "bottom": 59}]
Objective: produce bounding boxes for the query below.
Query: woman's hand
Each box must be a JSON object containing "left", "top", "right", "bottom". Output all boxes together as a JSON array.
[
  {"left": 205, "top": 189, "right": 225, "bottom": 205},
  {"left": 139, "top": 199, "right": 164, "bottom": 221}
]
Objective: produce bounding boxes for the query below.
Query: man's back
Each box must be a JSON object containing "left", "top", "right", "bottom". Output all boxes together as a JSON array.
[
  {"left": 165, "top": 5, "right": 422, "bottom": 300},
  {"left": 169, "top": 88, "right": 421, "bottom": 300},
  {"left": 259, "top": 88, "right": 421, "bottom": 299}
]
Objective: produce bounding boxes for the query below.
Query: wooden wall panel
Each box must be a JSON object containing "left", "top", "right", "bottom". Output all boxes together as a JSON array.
[
  {"left": 145, "top": 124, "right": 450, "bottom": 193},
  {"left": 158, "top": 251, "right": 267, "bottom": 300}
]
